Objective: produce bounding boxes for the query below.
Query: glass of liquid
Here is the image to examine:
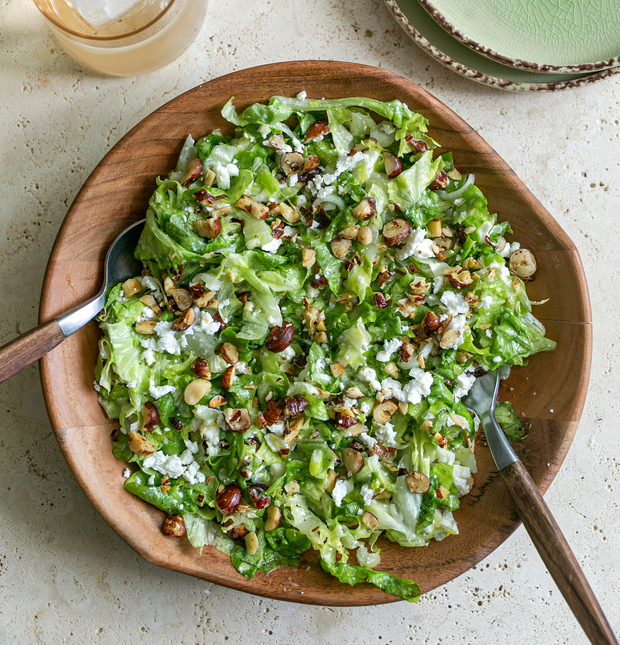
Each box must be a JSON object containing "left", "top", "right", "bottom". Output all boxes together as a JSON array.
[{"left": 33, "top": 0, "right": 208, "bottom": 77}]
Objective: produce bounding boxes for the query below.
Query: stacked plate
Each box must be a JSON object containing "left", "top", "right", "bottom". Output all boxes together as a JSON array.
[{"left": 384, "top": 0, "right": 620, "bottom": 91}]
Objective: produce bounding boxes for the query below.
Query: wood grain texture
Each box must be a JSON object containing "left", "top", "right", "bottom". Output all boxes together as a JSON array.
[
  {"left": 0, "top": 320, "right": 65, "bottom": 385},
  {"left": 38, "top": 61, "right": 592, "bottom": 606},
  {"left": 501, "top": 461, "right": 618, "bottom": 645}
]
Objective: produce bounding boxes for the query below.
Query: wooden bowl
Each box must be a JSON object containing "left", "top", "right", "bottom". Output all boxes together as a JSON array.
[{"left": 39, "top": 61, "right": 592, "bottom": 606}]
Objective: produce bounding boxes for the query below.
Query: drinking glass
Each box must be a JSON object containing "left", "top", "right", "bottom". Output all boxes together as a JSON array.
[{"left": 33, "top": 0, "right": 208, "bottom": 77}]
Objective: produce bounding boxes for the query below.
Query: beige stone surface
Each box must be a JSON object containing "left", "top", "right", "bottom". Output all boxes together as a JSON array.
[{"left": 0, "top": 1, "right": 619, "bottom": 643}]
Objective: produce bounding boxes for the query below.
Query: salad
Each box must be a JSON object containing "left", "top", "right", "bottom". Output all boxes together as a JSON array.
[{"left": 94, "top": 94, "right": 555, "bottom": 602}]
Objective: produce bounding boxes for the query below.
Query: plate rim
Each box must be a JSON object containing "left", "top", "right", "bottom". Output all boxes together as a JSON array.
[
  {"left": 384, "top": 0, "right": 620, "bottom": 91},
  {"left": 38, "top": 60, "right": 593, "bottom": 605},
  {"left": 418, "top": 0, "right": 620, "bottom": 74}
]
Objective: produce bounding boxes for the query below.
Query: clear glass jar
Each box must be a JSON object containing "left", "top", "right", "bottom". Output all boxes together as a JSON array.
[{"left": 33, "top": 0, "right": 208, "bottom": 77}]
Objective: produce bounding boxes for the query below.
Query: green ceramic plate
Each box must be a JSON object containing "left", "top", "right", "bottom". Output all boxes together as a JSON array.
[
  {"left": 419, "top": 0, "right": 620, "bottom": 72},
  {"left": 384, "top": 0, "right": 620, "bottom": 91}
]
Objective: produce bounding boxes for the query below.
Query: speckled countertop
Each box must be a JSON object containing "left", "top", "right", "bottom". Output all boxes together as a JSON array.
[{"left": 1, "top": 1, "right": 619, "bottom": 643}]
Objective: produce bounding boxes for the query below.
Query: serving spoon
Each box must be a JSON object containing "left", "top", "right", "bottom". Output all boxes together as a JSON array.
[
  {"left": 464, "top": 370, "right": 618, "bottom": 645},
  {"left": 0, "top": 219, "right": 145, "bottom": 386}
]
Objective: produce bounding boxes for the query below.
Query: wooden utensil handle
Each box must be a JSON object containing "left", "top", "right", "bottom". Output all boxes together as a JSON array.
[
  {"left": 501, "top": 461, "right": 618, "bottom": 645},
  {"left": 0, "top": 320, "right": 65, "bottom": 385}
]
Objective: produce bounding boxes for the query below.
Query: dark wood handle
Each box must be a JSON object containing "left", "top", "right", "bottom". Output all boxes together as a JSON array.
[
  {"left": 0, "top": 320, "right": 66, "bottom": 385},
  {"left": 501, "top": 461, "right": 618, "bottom": 645}
]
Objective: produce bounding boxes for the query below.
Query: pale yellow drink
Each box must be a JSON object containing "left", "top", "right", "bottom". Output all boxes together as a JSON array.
[{"left": 34, "top": 0, "right": 208, "bottom": 76}]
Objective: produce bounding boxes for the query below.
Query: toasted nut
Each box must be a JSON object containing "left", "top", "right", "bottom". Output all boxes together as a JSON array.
[
  {"left": 429, "top": 170, "right": 449, "bottom": 191},
  {"left": 449, "top": 412, "right": 469, "bottom": 429},
  {"left": 372, "top": 401, "right": 399, "bottom": 425},
  {"left": 169, "top": 287, "right": 193, "bottom": 312},
  {"left": 122, "top": 278, "right": 143, "bottom": 298},
  {"left": 221, "top": 365, "right": 235, "bottom": 390},
  {"left": 248, "top": 484, "right": 270, "bottom": 509},
  {"left": 283, "top": 417, "right": 304, "bottom": 446},
  {"left": 181, "top": 157, "right": 203, "bottom": 187},
  {"left": 461, "top": 257, "right": 480, "bottom": 270},
  {"left": 264, "top": 505, "right": 282, "bottom": 531},
  {"left": 135, "top": 320, "right": 157, "bottom": 335},
  {"left": 406, "top": 471, "right": 431, "bottom": 494},
  {"left": 141, "top": 401, "right": 159, "bottom": 432},
  {"left": 384, "top": 362, "right": 399, "bottom": 378},
  {"left": 331, "top": 236, "right": 352, "bottom": 259},
  {"left": 357, "top": 226, "right": 373, "bottom": 245},
  {"left": 284, "top": 480, "right": 300, "bottom": 495},
  {"left": 203, "top": 168, "right": 216, "bottom": 186},
  {"left": 315, "top": 331, "right": 328, "bottom": 343},
  {"left": 301, "top": 247, "right": 316, "bottom": 269},
  {"left": 330, "top": 362, "right": 345, "bottom": 378},
  {"left": 345, "top": 386, "right": 364, "bottom": 399},
  {"left": 171, "top": 307, "right": 196, "bottom": 331},
  {"left": 422, "top": 418, "right": 434, "bottom": 432},
  {"left": 423, "top": 311, "right": 441, "bottom": 336},
  {"left": 352, "top": 197, "right": 376, "bottom": 221},
  {"left": 191, "top": 358, "right": 211, "bottom": 379},
  {"left": 128, "top": 431, "right": 155, "bottom": 455},
  {"left": 383, "top": 151, "right": 402, "bottom": 179},
  {"left": 342, "top": 447, "right": 364, "bottom": 475},
  {"left": 184, "top": 378, "right": 211, "bottom": 405},
  {"left": 162, "top": 514, "right": 186, "bottom": 537},
  {"left": 244, "top": 531, "right": 259, "bottom": 555},
  {"left": 374, "top": 293, "right": 389, "bottom": 309},
  {"left": 495, "top": 236, "right": 507, "bottom": 254},
  {"left": 362, "top": 511, "right": 379, "bottom": 530},
  {"left": 509, "top": 249, "right": 537, "bottom": 280},
  {"left": 216, "top": 484, "right": 242, "bottom": 515},
  {"left": 235, "top": 194, "right": 254, "bottom": 213},
  {"left": 280, "top": 152, "right": 305, "bottom": 176},
  {"left": 447, "top": 168, "right": 462, "bottom": 181},
  {"left": 212, "top": 204, "right": 232, "bottom": 218},
  {"left": 324, "top": 469, "right": 338, "bottom": 494},
  {"left": 305, "top": 120, "right": 330, "bottom": 142},
  {"left": 398, "top": 401, "right": 408, "bottom": 415},
  {"left": 440, "top": 329, "right": 461, "bottom": 349},
  {"left": 193, "top": 217, "right": 222, "bottom": 239},
  {"left": 382, "top": 218, "right": 412, "bottom": 246},
  {"left": 251, "top": 201, "right": 269, "bottom": 220},
  {"left": 344, "top": 423, "right": 367, "bottom": 437},
  {"left": 303, "top": 154, "right": 320, "bottom": 172},
  {"left": 265, "top": 322, "right": 295, "bottom": 353},
  {"left": 140, "top": 294, "right": 162, "bottom": 316},
  {"left": 268, "top": 134, "right": 287, "bottom": 150},
  {"left": 279, "top": 202, "right": 301, "bottom": 223},
  {"left": 339, "top": 224, "right": 360, "bottom": 240},
  {"left": 227, "top": 524, "right": 249, "bottom": 540},
  {"left": 220, "top": 342, "right": 239, "bottom": 364},
  {"left": 224, "top": 408, "right": 252, "bottom": 432},
  {"left": 427, "top": 219, "right": 442, "bottom": 238},
  {"left": 436, "top": 484, "right": 450, "bottom": 499},
  {"left": 435, "top": 432, "right": 447, "bottom": 448},
  {"left": 209, "top": 395, "right": 227, "bottom": 408}
]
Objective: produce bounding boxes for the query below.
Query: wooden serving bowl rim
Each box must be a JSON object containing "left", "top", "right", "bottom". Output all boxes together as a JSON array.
[{"left": 39, "top": 61, "right": 592, "bottom": 606}]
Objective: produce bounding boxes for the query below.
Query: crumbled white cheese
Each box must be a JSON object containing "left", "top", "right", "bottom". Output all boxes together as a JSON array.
[
  {"left": 343, "top": 396, "right": 358, "bottom": 409},
  {"left": 288, "top": 173, "right": 299, "bottom": 187},
  {"left": 143, "top": 451, "right": 187, "bottom": 480},
  {"left": 433, "top": 275, "right": 444, "bottom": 294},
  {"left": 376, "top": 338, "right": 403, "bottom": 362},
  {"left": 210, "top": 162, "right": 239, "bottom": 190},
  {"left": 493, "top": 356, "right": 502, "bottom": 363},
  {"left": 148, "top": 382, "right": 176, "bottom": 399},
  {"left": 147, "top": 475, "right": 155, "bottom": 486},
  {"left": 404, "top": 367, "right": 434, "bottom": 404},
  {"left": 331, "top": 479, "right": 354, "bottom": 507},
  {"left": 440, "top": 291, "right": 469, "bottom": 316},
  {"left": 380, "top": 377, "right": 405, "bottom": 403},
  {"left": 477, "top": 220, "right": 493, "bottom": 242},
  {"left": 375, "top": 422, "right": 398, "bottom": 448},
  {"left": 452, "top": 372, "right": 476, "bottom": 400},
  {"left": 359, "top": 432, "right": 377, "bottom": 450},
  {"left": 184, "top": 439, "right": 199, "bottom": 454},
  {"left": 308, "top": 150, "right": 370, "bottom": 196},
  {"left": 262, "top": 237, "right": 283, "bottom": 253},
  {"left": 123, "top": 468, "right": 131, "bottom": 478},
  {"left": 489, "top": 261, "right": 512, "bottom": 285},
  {"left": 397, "top": 228, "right": 434, "bottom": 260},
  {"left": 296, "top": 90, "right": 307, "bottom": 100},
  {"left": 499, "top": 241, "right": 520, "bottom": 258},
  {"left": 138, "top": 275, "right": 163, "bottom": 300},
  {"left": 360, "top": 401, "right": 372, "bottom": 415},
  {"left": 358, "top": 367, "right": 381, "bottom": 391},
  {"left": 478, "top": 295, "right": 493, "bottom": 309},
  {"left": 360, "top": 484, "right": 374, "bottom": 507},
  {"left": 141, "top": 348, "right": 156, "bottom": 366},
  {"left": 283, "top": 225, "right": 297, "bottom": 239},
  {"left": 281, "top": 346, "right": 296, "bottom": 361}
]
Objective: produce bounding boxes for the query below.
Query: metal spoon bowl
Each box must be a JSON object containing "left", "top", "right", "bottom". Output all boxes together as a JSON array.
[{"left": 0, "top": 219, "right": 145, "bottom": 385}]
